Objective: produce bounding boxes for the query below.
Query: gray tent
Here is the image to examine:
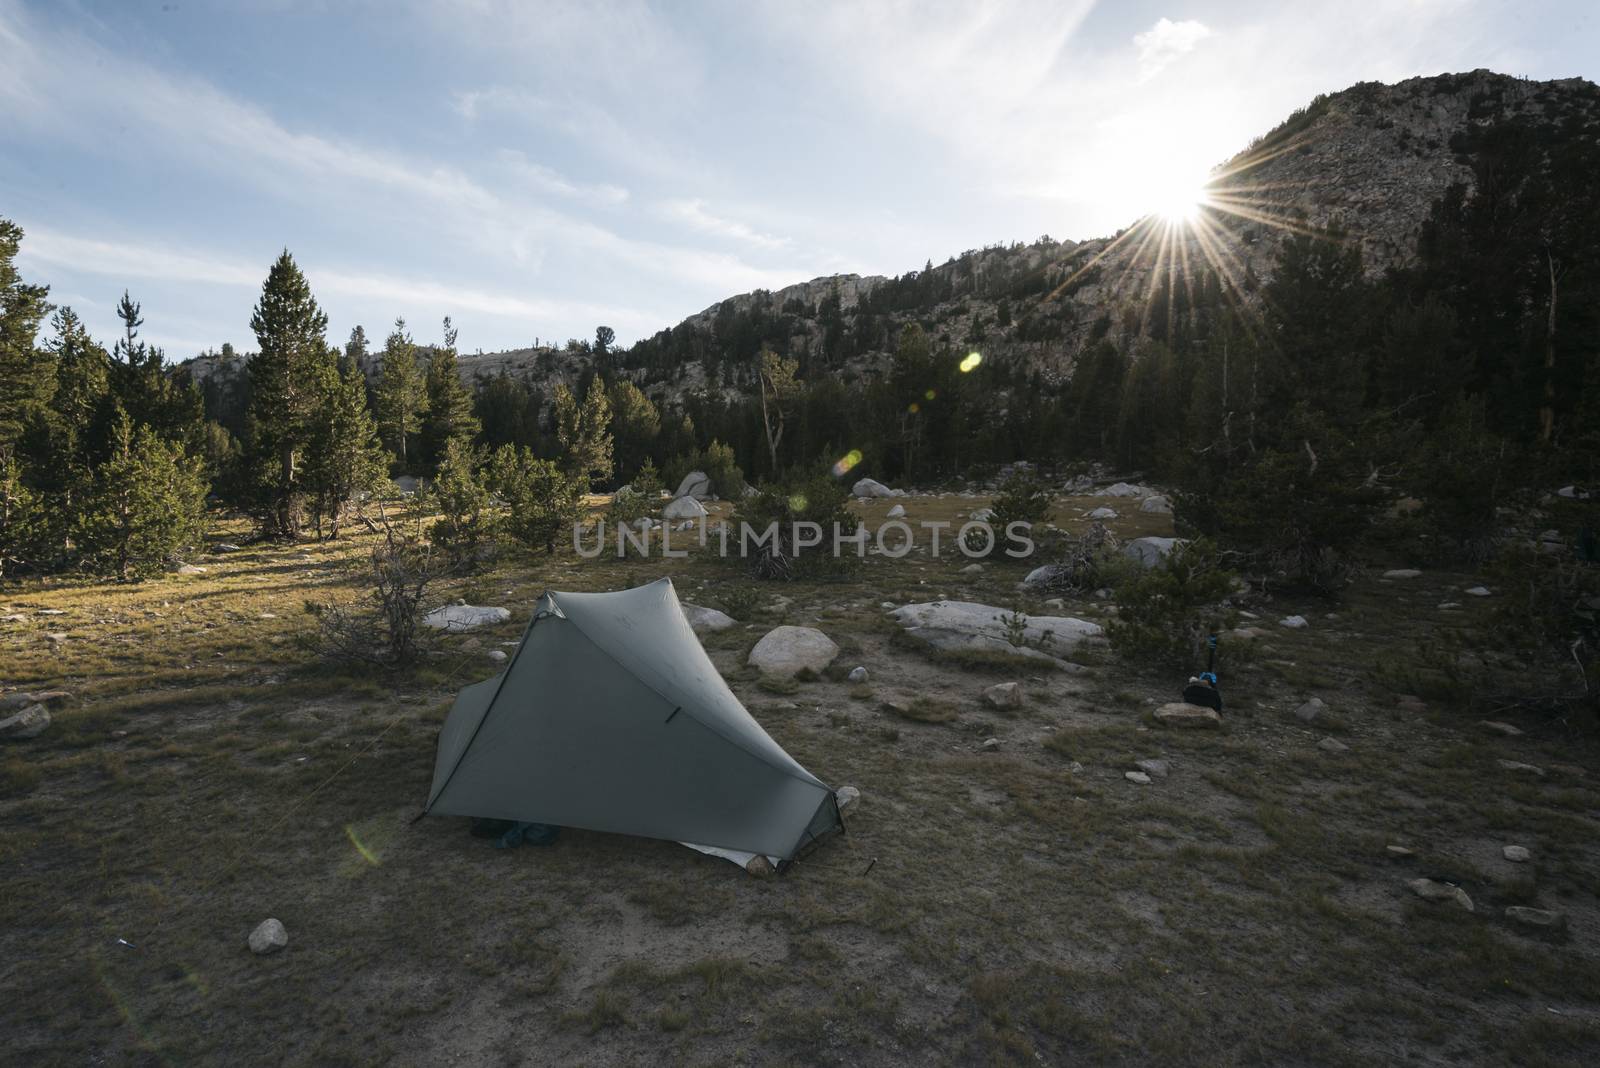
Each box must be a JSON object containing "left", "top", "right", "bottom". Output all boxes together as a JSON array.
[{"left": 424, "top": 578, "right": 842, "bottom": 863}]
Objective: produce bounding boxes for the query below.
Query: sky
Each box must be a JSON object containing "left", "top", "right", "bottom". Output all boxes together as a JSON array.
[{"left": 2, "top": 1, "right": 1596, "bottom": 360}]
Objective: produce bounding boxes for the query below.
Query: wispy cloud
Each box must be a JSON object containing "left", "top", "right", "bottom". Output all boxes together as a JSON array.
[
  {"left": 662, "top": 199, "right": 791, "bottom": 251},
  {"left": 1133, "top": 17, "right": 1213, "bottom": 80}
]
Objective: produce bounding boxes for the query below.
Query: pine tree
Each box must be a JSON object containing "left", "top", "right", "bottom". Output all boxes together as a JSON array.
[
  {"left": 245, "top": 251, "right": 336, "bottom": 536},
  {"left": 608, "top": 378, "right": 660, "bottom": 482},
  {"left": 109, "top": 292, "right": 204, "bottom": 447},
  {"left": 78, "top": 412, "right": 208, "bottom": 580},
  {"left": 0, "top": 218, "right": 53, "bottom": 454},
  {"left": 420, "top": 316, "right": 479, "bottom": 470},
  {"left": 375, "top": 318, "right": 427, "bottom": 470},
  {"left": 426, "top": 437, "right": 492, "bottom": 568},
  {"left": 304, "top": 355, "right": 388, "bottom": 539},
  {"left": 552, "top": 380, "right": 613, "bottom": 488},
  {"left": 489, "top": 444, "right": 582, "bottom": 554},
  {"left": 344, "top": 325, "right": 370, "bottom": 370}
]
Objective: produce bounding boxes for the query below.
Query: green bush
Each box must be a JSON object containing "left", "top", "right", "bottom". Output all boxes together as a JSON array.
[
  {"left": 607, "top": 457, "right": 664, "bottom": 527},
  {"left": 488, "top": 444, "right": 583, "bottom": 554},
  {"left": 425, "top": 438, "right": 492, "bottom": 569},
  {"left": 1107, "top": 540, "right": 1239, "bottom": 668},
  {"left": 964, "top": 468, "right": 1052, "bottom": 556},
  {"left": 732, "top": 470, "right": 857, "bottom": 580}
]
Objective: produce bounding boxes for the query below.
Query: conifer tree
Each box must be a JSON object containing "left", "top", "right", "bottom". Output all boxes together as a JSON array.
[
  {"left": 376, "top": 318, "right": 427, "bottom": 470},
  {"left": 552, "top": 379, "right": 613, "bottom": 488},
  {"left": 420, "top": 316, "right": 479, "bottom": 471},
  {"left": 245, "top": 251, "right": 336, "bottom": 536},
  {"left": 426, "top": 437, "right": 492, "bottom": 567},
  {"left": 304, "top": 355, "right": 388, "bottom": 539},
  {"left": 78, "top": 412, "right": 208, "bottom": 580},
  {"left": 0, "top": 218, "right": 53, "bottom": 455},
  {"left": 109, "top": 292, "right": 204, "bottom": 447},
  {"left": 489, "top": 444, "right": 582, "bottom": 554}
]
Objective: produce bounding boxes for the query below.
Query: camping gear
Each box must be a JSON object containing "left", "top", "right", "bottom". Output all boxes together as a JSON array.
[
  {"left": 423, "top": 578, "right": 842, "bottom": 868},
  {"left": 1181, "top": 633, "right": 1222, "bottom": 712}
]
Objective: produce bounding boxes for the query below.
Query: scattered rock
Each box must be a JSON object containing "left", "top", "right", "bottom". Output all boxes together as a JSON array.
[
  {"left": 1135, "top": 759, "right": 1169, "bottom": 779},
  {"left": 1279, "top": 615, "right": 1309, "bottom": 629},
  {"left": 1318, "top": 737, "right": 1349, "bottom": 753},
  {"left": 1383, "top": 568, "right": 1422, "bottom": 580},
  {"left": 744, "top": 856, "right": 776, "bottom": 879},
  {"left": 1153, "top": 702, "right": 1222, "bottom": 729},
  {"left": 852, "top": 478, "right": 900, "bottom": 499},
  {"left": 847, "top": 666, "right": 869, "bottom": 684},
  {"left": 44, "top": 632, "right": 67, "bottom": 643},
  {"left": 486, "top": 650, "right": 508, "bottom": 663},
  {"left": 37, "top": 608, "right": 65, "bottom": 616},
  {"left": 0, "top": 690, "right": 72, "bottom": 711},
  {"left": 1504, "top": 906, "right": 1565, "bottom": 930},
  {"left": 982, "top": 682, "right": 1023, "bottom": 710},
  {"left": 747, "top": 626, "right": 839, "bottom": 677},
  {"left": 173, "top": 563, "right": 208, "bottom": 576},
  {"left": 1464, "top": 586, "right": 1492, "bottom": 597},
  {"left": 1294, "top": 698, "right": 1327, "bottom": 724},
  {"left": 1021, "top": 564, "right": 1074, "bottom": 589},
  {"left": 1385, "top": 845, "right": 1415, "bottom": 858},
  {"left": 674, "top": 470, "right": 712, "bottom": 500},
  {"left": 248, "top": 918, "right": 288, "bottom": 955},
  {"left": 1228, "top": 626, "right": 1269, "bottom": 641},
  {"left": 680, "top": 603, "right": 736, "bottom": 634},
  {"left": 1502, "top": 845, "right": 1530, "bottom": 863},
  {"left": 1124, "top": 536, "right": 1185, "bottom": 568},
  {"left": 1408, "top": 878, "right": 1473, "bottom": 911},
  {"left": 960, "top": 563, "right": 983, "bottom": 574},
  {"left": 979, "top": 737, "right": 1001, "bottom": 752},
  {"left": 1042, "top": 598, "right": 1065, "bottom": 610},
  {"left": 1497, "top": 759, "right": 1546, "bottom": 777},
  {"left": 0, "top": 613, "right": 24, "bottom": 623},
  {"left": 1479, "top": 720, "right": 1522, "bottom": 737},
  {"left": 1125, "top": 770, "right": 1152, "bottom": 784},
  {"left": 0, "top": 703, "right": 51, "bottom": 741},
  {"left": 663, "top": 496, "right": 709, "bottom": 520},
  {"left": 889, "top": 601, "right": 1101, "bottom": 667},
  {"left": 423, "top": 605, "right": 511, "bottom": 631},
  {"left": 1139, "top": 495, "right": 1172, "bottom": 515},
  {"left": 835, "top": 785, "right": 860, "bottom": 814},
  {"left": 213, "top": 542, "right": 243, "bottom": 553},
  {"left": 969, "top": 507, "right": 995, "bottom": 522},
  {"left": 1087, "top": 507, "right": 1118, "bottom": 520},
  {"left": 1096, "top": 482, "right": 1147, "bottom": 498},
  {"left": 391, "top": 475, "right": 420, "bottom": 496}
]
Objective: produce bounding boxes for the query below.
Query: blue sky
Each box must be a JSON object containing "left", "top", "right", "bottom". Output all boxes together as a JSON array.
[{"left": 2, "top": 1, "right": 1596, "bottom": 358}]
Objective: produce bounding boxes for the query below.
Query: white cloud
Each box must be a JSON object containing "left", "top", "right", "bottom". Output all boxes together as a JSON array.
[
  {"left": 1133, "top": 18, "right": 1213, "bottom": 80},
  {"left": 662, "top": 199, "right": 790, "bottom": 251}
]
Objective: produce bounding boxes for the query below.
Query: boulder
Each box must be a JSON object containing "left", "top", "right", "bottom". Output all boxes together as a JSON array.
[
  {"left": 960, "top": 563, "right": 983, "bottom": 574},
  {"left": 747, "top": 626, "right": 838, "bottom": 677},
  {"left": 886, "top": 504, "right": 906, "bottom": 519},
  {"left": 1294, "top": 698, "right": 1327, "bottom": 724},
  {"left": 486, "top": 650, "right": 508, "bottom": 663},
  {"left": 1135, "top": 759, "right": 1169, "bottom": 779},
  {"left": 852, "top": 478, "right": 897, "bottom": 499},
  {"left": 1139, "top": 495, "right": 1172, "bottom": 515},
  {"left": 0, "top": 703, "right": 51, "bottom": 741},
  {"left": 1124, "top": 537, "right": 1184, "bottom": 568},
  {"left": 1408, "top": 879, "right": 1473, "bottom": 911},
  {"left": 847, "top": 666, "right": 869, "bottom": 684},
  {"left": 888, "top": 601, "right": 1102, "bottom": 667},
  {"left": 674, "top": 470, "right": 712, "bottom": 500},
  {"left": 680, "top": 603, "right": 736, "bottom": 634},
  {"left": 979, "top": 737, "right": 1000, "bottom": 752},
  {"left": 982, "top": 682, "right": 1023, "bottom": 710},
  {"left": 1021, "top": 564, "right": 1073, "bottom": 589},
  {"left": 391, "top": 475, "right": 420, "bottom": 496},
  {"left": 969, "top": 507, "right": 995, "bottom": 522},
  {"left": 1464, "top": 586, "right": 1491, "bottom": 597},
  {"left": 1124, "top": 770, "right": 1152, "bottom": 784},
  {"left": 663, "top": 496, "right": 709, "bottom": 520},
  {"left": 835, "top": 785, "right": 861, "bottom": 814},
  {"left": 0, "top": 690, "right": 72, "bottom": 712},
  {"left": 249, "top": 918, "right": 288, "bottom": 955},
  {"left": 174, "top": 564, "right": 207, "bottom": 576},
  {"left": 1097, "top": 482, "right": 1147, "bottom": 498},
  {"left": 213, "top": 543, "right": 243, "bottom": 553},
  {"left": 1502, "top": 845, "right": 1530, "bottom": 863},
  {"left": 422, "top": 605, "right": 511, "bottom": 631},
  {"left": 1087, "top": 507, "right": 1118, "bottom": 520},
  {"left": 1505, "top": 906, "right": 1565, "bottom": 930},
  {"left": 1153, "top": 702, "right": 1221, "bottom": 729},
  {"left": 1383, "top": 568, "right": 1422, "bottom": 580},
  {"left": 1279, "top": 615, "right": 1310, "bottom": 629},
  {"left": 1318, "top": 737, "right": 1349, "bottom": 753}
]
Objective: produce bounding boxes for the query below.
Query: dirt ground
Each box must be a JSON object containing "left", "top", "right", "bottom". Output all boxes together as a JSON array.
[{"left": 1, "top": 492, "right": 1597, "bottom": 1066}]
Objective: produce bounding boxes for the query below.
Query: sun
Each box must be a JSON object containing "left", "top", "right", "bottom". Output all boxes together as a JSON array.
[{"left": 1154, "top": 177, "right": 1209, "bottom": 223}]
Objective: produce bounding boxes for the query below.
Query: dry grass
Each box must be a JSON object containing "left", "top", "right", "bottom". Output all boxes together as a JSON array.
[{"left": 1, "top": 496, "right": 1597, "bottom": 1065}]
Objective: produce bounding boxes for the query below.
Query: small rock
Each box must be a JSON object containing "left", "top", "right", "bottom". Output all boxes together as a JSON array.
[
  {"left": 680, "top": 603, "right": 736, "bottom": 634},
  {"left": 663, "top": 496, "right": 709, "bottom": 520},
  {"left": 1504, "top": 906, "right": 1565, "bottom": 930},
  {"left": 0, "top": 690, "right": 72, "bottom": 711},
  {"left": 1043, "top": 598, "right": 1065, "bottom": 610},
  {"left": 44, "top": 632, "right": 67, "bottom": 643},
  {"left": 1124, "top": 770, "right": 1152, "bottom": 784},
  {"left": 1153, "top": 702, "right": 1221, "bottom": 729},
  {"left": 1502, "top": 845, "right": 1530, "bottom": 863},
  {"left": 979, "top": 737, "right": 1000, "bottom": 752},
  {"left": 745, "top": 856, "right": 776, "bottom": 879},
  {"left": 960, "top": 563, "right": 983, "bottom": 574},
  {"left": 0, "top": 703, "right": 51, "bottom": 741},
  {"left": 1318, "top": 737, "right": 1349, "bottom": 753},
  {"left": 1087, "top": 506, "right": 1118, "bottom": 520},
  {"left": 423, "top": 605, "right": 511, "bottom": 631},
  {"left": 249, "top": 918, "right": 288, "bottom": 955},
  {"left": 1408, "top": 878, "right": 1473, "bottom": 911},
  {"left": 982, "top": 682, "right": 1023, "bottom": 710},
  {"left": 1383, "top": 569, "right": 1422, "bottom": 580},
  {"left": 1279, "top": 615, "right": 1309, "bottom": 629},
  {"left": 1135, "top": 759, "right": 1169, "bottom": 779},
  {"left": 835, "top": 785, "right": 860, "bottom": 814},
  {"left": 1139, "top": 495, "right": 1172, "bottom": 515},
  {"left": 748, "top": 626, "right": 839, "bottom": 678},
  {"left": 1293, "top": 698, "right": 1326, "bottom": 724},
  {"left": 1385, "top": 845, "right": 1415, "bottom": 858},
  {"left": 847, "top": 666, "right": 869, "bottom": 684},
  {"left": 1479, "top": 720, "right": 1522, "bottom": 737},
  {"left": 213, "top": 542, "right": 243, "bottom": 553},
  {"left": 487, "top": 650, "right": 508, "bottom": 663},
  {"left": 1497, "top": 759, "right": 1545, "bottom": 777},
  {"left": 886, "top": 504, "right": 906, "bottom": 519},
  {"left": 173, "top": 563, "right": 207, "bottom": 575},
  {"left": 1464, "top": 586, "right": 1491, "bottom": 597}
]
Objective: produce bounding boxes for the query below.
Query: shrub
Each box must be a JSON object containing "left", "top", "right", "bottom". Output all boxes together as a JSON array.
[
  {"left": 425, "top": 438, "right": 492, "bottom": 569},
  {"left": 607, "top": 457, "right": 664, "bottom": 527},
  {"left": 304, "top": 508, "right": 448, "bottom": 667},
  {"left": 732, "top": 470, "right": 857, "bottom": 580},
  {"left": 964, "top": 468, "right": 1051, "bottom": 556},
  {"left": 1107, "top": 539, "right": 1239, "bottom": 668},
  {"left": 488, "top": 444, "right": 583, "bottom": 554}
]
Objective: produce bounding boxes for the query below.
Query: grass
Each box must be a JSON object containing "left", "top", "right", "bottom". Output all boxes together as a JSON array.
[{"left": 1, "top": 496, "right": 1597, "bottom": 1065}]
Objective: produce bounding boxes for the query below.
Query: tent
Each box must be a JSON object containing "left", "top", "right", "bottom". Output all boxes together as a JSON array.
[{"left": 424, "top": 578, "right": 843, "bottom": 867}]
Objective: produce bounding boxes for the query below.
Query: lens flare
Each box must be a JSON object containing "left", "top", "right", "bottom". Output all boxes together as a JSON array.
[
  {"left": 831, "top": 449, "right": 862, "bottom": 477},
  {"left": 924, "top": 388, "right": 937, "bottom": 401},
  {"left": 959, "top": 352, "right": 982, "bottom": 373},
  {"left": 787, "top": 493, "right": 808, "bottom": 512}
]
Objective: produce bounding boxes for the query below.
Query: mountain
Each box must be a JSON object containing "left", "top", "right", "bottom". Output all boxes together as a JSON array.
[{"left": 179, "top": 70, "right": 1599, "bottom": 413}]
